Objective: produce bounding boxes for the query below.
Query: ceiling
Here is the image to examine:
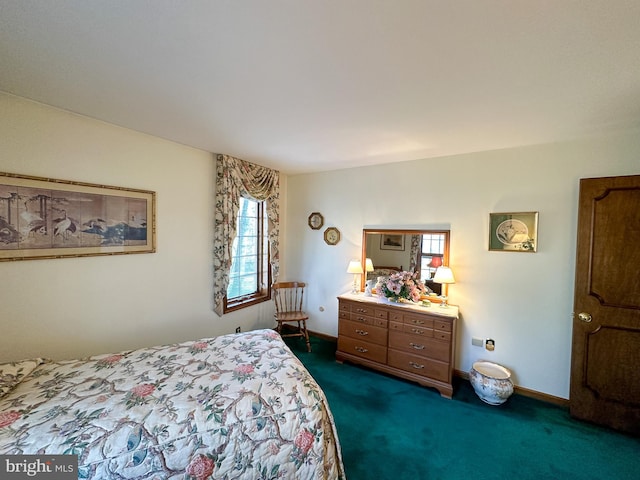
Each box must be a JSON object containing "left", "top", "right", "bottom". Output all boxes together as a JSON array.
[{"left": 2, "top": 1, "right": 640, "bottom": 175}]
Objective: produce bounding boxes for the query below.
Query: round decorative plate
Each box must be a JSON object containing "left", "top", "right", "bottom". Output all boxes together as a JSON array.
[
  {"left": 496, "top": 219, "right": 529, "bottom": 245},
  {"left": 323, "top": 227, "right": 340, "bottom": 245},
  {"left": 308, "top": 212, "right": 324, "bottom": 230}
]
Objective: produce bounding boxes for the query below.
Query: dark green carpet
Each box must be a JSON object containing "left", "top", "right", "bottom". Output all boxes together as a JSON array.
[{"left": 284, "top": 335, "right": 640, "bottom": 480}]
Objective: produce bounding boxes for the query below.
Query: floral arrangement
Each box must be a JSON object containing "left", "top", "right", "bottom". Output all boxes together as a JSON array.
[{"left": 377, "top": 270, "right": 427, "bottom": 303}]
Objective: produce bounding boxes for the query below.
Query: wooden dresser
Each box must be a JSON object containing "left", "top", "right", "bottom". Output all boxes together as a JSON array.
[{"left": 336, "top": 293, "right": 459, "bottom": 398}]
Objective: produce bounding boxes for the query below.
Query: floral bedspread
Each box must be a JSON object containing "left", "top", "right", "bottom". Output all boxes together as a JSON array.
[{"left": 0, "top": 329, "right": 345, "bottom": 479}]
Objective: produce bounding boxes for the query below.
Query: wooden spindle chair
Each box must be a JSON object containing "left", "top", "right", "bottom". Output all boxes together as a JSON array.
[{"left": 272, "top": 281, "right": 311, "bottom": 352}]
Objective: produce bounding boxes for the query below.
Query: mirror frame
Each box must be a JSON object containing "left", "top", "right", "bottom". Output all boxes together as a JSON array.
[{"left": 361, "top": 228, "right": 450, "bottom": 293}]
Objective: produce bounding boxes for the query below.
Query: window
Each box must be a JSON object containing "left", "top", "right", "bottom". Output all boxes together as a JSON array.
[
  {"left": 224, "top": 197, "right": 270, "bottom": 312},
  {"left": 420, "top": 233, "right": 446, "bottom": 282}
]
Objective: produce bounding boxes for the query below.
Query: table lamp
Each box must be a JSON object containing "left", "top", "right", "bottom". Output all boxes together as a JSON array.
[
  {"left": 364, "top": 258, "right": 374, "bottom": 295},
  {"left": 433, "top": 266, "right": 455, "bottom": 307},
  {"left": 347, "top": 260, "right": 364, "bottom": 294},
  {"left": 428, "top": 255, "right": 443, "bottom": 278}
]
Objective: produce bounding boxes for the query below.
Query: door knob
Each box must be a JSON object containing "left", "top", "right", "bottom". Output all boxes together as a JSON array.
[{"left": 577, "top": 312, "right": 592, "bottom": 323}]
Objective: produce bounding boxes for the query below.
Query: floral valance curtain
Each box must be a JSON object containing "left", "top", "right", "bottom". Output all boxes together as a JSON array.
[{"left": 213, "top": 154, "right": 280, "bottom": 316}]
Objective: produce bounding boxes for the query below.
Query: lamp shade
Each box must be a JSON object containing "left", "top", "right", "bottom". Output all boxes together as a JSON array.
[
  {"left": 365, "top": 258, "right": 374, "bottom": 272},
  {"left": 428, "top": 256, "right": 443, "bottom": 269},
  {"left": 347, "top": 260, "right": 364, "bottom": 274},
  {"left": 433, "top": 266, "right": 455, "bottom": 284}
]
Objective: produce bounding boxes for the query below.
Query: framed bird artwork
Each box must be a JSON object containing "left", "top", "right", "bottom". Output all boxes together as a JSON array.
[{"left": 0, "top": 172, "right": 156, "bottom": 261}]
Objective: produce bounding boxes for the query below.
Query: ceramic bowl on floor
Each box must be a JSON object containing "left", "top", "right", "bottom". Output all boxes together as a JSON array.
[{"left": 469, "top": 361, "right": 514, "bottom": 405}]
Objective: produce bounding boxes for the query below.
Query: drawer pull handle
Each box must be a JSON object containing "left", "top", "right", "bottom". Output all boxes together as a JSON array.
[
  {"left": 412, "top": 328, "right": 424, "bottom": 335},
  {"left": 357, "top": 317, "right": 366, "bottom": 322},
  {"left": 409, "top": 343, "right": 425, "bottom": 350},
  {"left": 356, "top": 308, "right": 367, "bottom": 313},
  {"left": 409, "top": 361, "right": 424, "bottom": 369},
  {"left": 413, "top": 320, "right": 425, "bottom": 325},
  {"left": 355, "top": 329, "right": 369, "bottom": 336},
  {"left": 355, "top": 346, "right": 369, "bottom": 353}
]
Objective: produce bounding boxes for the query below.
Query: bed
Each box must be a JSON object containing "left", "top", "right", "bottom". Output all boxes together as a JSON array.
[
  {"left": 0, "top": 329, "right": 345, "bottom": 479},
  {"left": 366, "top": 265, "right": 401, "bottom": 281}
]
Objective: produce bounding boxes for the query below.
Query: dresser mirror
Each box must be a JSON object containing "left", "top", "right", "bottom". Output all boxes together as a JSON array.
[{"left": 362, "top": 229, "right": 450, "bottom": 295}]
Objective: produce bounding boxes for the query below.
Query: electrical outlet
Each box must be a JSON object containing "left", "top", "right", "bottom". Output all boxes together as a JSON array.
[
  {"left": 472, "top": 337, "right": 483, "bottom": 347},
  {"left": 235, "top": 326, "right": 241, "bottom": 333}
]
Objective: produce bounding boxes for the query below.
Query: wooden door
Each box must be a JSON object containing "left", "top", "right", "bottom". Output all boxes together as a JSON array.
[{"left": 570, "top": 174, "right": 640, "bottom": 435}]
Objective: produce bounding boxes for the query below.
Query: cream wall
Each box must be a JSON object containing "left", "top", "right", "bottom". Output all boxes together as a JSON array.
[
  {"left": 3, "top": 92, "right": 639, "bottom": 400},
  {"left": 0, "top": 93, "right": 276, "bottom": 362},
  {"left": 284, "top": 131, "right": 640, "bottom": 399}
]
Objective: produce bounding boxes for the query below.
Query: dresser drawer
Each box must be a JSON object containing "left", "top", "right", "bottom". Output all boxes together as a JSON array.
[
  {"left": 349, "top": 312, "right": 388, "bottom": 328},
  {"left": 339, "top": 301, "right": 352, "bottom": 313},
  {"left": 387, "top": 350, "right": 449, "bottom": 383},
  {"left": 349, "top": 312, "right": 375, "bottom": 325},
  {"left": 389, "top": 321, "right": 403, "bottom": 332},
  {"left": 374, "top": 308, "right": 389, "bottom": 320},
  {"left": 402, "top": 324, "right": 433, "bottom": 338},
  {"left": 339, "top": 319, "right": 388, "bottom": 346},
  {"left": 434, "top": 319, "right": 452, "bottom": 332},
  {"left": 404, "top": 314, "right": 434, "bottom": 328},
  {"left": 372, "top": 317, "right": 388, "bottom": 328},
  {"left": 338, "top": 336, "right": 387, "bottom": 363},
  {"left": 433, "top": 330, "right": 451, "bottom": 342},
  {"left": 388, "top": 331, "right": 450, "bottom": 362},
  {"left": 351, "top": 304, "right": 374, "bottom": 316}
]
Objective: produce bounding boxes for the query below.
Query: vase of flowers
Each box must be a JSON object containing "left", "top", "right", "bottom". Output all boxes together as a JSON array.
[{"left": 377, "top": 271, "right": 427, "bottom": 303}]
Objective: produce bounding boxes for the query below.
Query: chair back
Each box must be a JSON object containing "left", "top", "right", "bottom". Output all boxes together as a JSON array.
[{"left": 272, "top": 282, "right": 306, "bottom": 315}]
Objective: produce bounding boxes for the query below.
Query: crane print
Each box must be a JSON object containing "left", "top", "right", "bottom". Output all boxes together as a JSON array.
[
  {"left": 0, "top": 174, "right": 153, "bottom": 260},
  {"left": 53, "top": 209, "right": 74, "bottom": 238}
]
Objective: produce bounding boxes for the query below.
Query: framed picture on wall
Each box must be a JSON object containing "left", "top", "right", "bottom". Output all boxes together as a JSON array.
[
  {"left": 0, "top": 171, "right": 156, "bottom": 261},
  {"left": 380, "top": 233, "right": 405, "bottom": 251},
  {"left": 489, "top": 211, "right": 538, "bottom": 252}
]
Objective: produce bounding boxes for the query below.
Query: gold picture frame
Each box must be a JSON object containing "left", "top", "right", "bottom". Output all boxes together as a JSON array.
[
  {"left": 308, "top": 211, "right": 324, "bottom": 230},
  {"left": 0, "top": 172, "right": 156, "bottom": 261},
  {"left": 380, "top": 233, "right": 405, "bottom": 251},
  {"left": 489, "top": 211, "right": 538, "bottom": 252},
  {"left": 323, "top": 226, "right": 340, "bottom": 245}
]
